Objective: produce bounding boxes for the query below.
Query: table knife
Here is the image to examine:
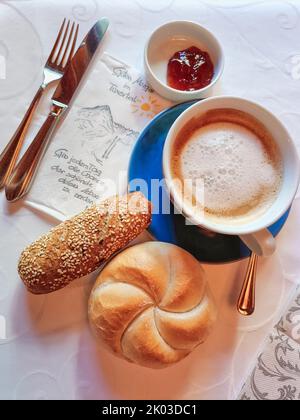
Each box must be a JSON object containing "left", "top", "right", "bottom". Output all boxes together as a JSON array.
[{"left": 5, "top": 18, "right": 109, "bottom": 202}]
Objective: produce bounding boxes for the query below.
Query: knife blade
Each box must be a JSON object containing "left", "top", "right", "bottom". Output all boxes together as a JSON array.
[
  {"left": 6, "top": 18, "right": 109, "bottom": 202},
  {"left": 53, "top": 17, "right": 109, "bottom": 107}
]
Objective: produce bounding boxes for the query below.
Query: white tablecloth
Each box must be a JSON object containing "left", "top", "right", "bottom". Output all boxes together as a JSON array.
[{"left": 1, "top": 0, "right": 300, "bottom": 400}]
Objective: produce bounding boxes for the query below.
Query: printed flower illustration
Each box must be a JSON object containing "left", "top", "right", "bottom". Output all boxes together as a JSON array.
[{"left": 131, "top": 95, "right": 163, "bottom": 118}]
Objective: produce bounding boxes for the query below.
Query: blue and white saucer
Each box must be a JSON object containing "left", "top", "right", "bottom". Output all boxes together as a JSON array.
[{"left": 128, "top": 101, "right": 290, "bottom": 263}]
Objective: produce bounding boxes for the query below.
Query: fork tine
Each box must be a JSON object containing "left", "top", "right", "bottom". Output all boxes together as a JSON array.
[
  {"left": 63, "top": 23, "right": 79, "bottom": 69},
  {"left": 59, "top": 22, "right": 75, "bottom": 68},
  {"left": 48, "top": 18, "right": 66, "bottom": 62},
  {"left": 53, "top": 19, "right": 70, "bottom": 65}
]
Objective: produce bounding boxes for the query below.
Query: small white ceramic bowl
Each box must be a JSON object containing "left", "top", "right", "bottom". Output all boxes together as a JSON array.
[{"left": 144, "top": 21, "right": 224, "bottom": 102}]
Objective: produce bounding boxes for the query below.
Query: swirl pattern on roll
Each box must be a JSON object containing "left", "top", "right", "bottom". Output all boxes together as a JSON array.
[{"left": 88, "top": 242, "right": 217, "bottom": 369}]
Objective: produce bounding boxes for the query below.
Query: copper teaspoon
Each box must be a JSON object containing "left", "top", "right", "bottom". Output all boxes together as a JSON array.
[{"left": 237, "top": 252, "right": 258, "bottom": 316}]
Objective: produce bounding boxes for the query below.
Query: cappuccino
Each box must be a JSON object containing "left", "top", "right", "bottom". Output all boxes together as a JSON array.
[{"left": 171, "top": 109, "right": 283, "bottom": 223}]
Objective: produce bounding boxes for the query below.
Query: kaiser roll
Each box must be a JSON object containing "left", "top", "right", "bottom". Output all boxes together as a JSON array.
[{"left": 88, "top": 242, "right": 217, "bottom": 369}]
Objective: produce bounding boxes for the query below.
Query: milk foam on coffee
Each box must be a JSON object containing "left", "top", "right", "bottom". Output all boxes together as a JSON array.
[{"left": 171, "top": 109, "right": 283, "bottom": 223}]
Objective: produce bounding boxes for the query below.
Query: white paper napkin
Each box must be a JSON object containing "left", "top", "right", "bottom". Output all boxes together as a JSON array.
[{"left": 25, "top": 53, "right": 171, "bottom": 220}]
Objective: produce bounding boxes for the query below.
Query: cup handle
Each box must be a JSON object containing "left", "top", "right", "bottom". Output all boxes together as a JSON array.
[{"left": 239, "top": 229, "right": 276, "bottom": 257}]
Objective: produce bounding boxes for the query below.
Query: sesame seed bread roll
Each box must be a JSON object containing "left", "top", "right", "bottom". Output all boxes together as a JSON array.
[{"left": 18, "top": 192, "right": 151, "bottom": 295}]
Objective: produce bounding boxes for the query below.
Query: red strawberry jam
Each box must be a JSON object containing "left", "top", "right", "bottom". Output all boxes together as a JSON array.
[{"left": 167, "top": 46, "right": 214, "bottom": 91}]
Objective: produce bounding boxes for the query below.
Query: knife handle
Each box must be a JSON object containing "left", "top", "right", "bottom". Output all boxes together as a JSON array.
[
  {"left": 5, "top": 105, "right": 65, "bottom": 202},
  {"left": 0, "top": 86, "right": 45, "bottom": 190}
]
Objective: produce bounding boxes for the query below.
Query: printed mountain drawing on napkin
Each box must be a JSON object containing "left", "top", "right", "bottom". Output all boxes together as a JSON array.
[
  {"left": 25, "top": 53, "right": 171, "bottom": 220},
  {"left": 75, "top": 105, "right": 139, "bottom": 160}
]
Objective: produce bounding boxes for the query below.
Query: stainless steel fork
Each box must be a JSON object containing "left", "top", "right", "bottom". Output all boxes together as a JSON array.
[{"left": 0, "top": 18, "right": 79, "bottom": 189}]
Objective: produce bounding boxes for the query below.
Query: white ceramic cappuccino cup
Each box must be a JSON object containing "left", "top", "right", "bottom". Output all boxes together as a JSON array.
[{"left": 163, "top": 96, "right": 300, "bottom": 256}]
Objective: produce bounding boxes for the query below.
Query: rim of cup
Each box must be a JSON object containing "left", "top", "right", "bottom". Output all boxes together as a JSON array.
[{"left": 162, "top": 96, "right": 300, "bottom": 235}]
